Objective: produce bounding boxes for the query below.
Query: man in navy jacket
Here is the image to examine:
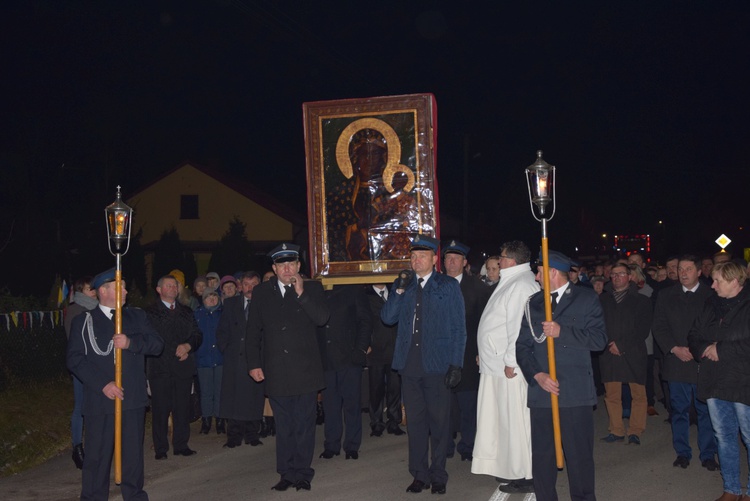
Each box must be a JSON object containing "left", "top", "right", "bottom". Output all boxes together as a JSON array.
[
  {"left": 67, "top": 268, "right": 164, "bottom": 501},
  {"left": 516, "top": 251, "right": 607, "bottom": 501},
  {"left": 381, "top": 235, "right": 466, "bottom": 495}
]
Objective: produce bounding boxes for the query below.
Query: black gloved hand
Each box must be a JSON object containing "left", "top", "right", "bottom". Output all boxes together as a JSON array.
[
  {"left": 396, "top": 269, "right": 414, "bottom": 290},
  {"left": 444, "top": 365, "right": 462, "bottom": 389}
]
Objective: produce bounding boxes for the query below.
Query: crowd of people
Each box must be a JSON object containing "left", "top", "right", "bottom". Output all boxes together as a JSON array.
[{"left": 64, "top": 242, "right": 750, "bottom": 501}]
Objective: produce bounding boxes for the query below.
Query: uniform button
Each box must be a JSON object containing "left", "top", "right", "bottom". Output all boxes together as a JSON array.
[
  {"left": 281, "top": 326, "right": 287, "bottom": 331},
  {"left": 327, "top": 340, "right": 331, "bottom": 344},
  {"left": 284, "top": 349, "right": 289, "bottom": 353}
]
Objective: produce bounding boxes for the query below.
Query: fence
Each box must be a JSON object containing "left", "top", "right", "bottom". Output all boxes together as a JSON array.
[{"left": 0, "top": 310, "right": 68, "bottom": 391}]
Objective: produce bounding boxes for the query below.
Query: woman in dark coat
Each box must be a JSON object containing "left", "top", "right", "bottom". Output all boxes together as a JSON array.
[
  {"left": 194, "top": 288, "right": 224, "bottom": 434},
  {"left": 688, "top": 261, "right": 750, "bottom": 501}
]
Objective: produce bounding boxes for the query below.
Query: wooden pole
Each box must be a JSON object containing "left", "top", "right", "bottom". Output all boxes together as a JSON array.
[
  {"left": 540, "top": 222, "right": 564, "bottom": 469},
  {"left": 114, "top": 255, "right": 122, "bottom": 485}
]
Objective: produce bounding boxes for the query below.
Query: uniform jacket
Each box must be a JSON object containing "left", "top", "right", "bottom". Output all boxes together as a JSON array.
[
  {"left": 453, "top": 271, "right": 492, "bottom": 391},
  {"left": 217, "top": 295, "right": 264, "bottom": 420},
  {"left": 652, "top": 282, "right": 714, "bottom": 383},
  {"left": 194, "top": 304, "right": 223, "bottom": 368},
  {"left": 145, "top": 301, "right": 202, "bottom": 380},
  {"left": 365, "top": 285, "right": 398, "bottom": 367},
  {"left": 689, "top": 286, "right": 750, "bottom": 405},
  {"left": 245, "top": 279, "right": 329, "bottom": 397},
  {"left": 67, "top": 306, "right": 164, "bottom": 416},
  {"left": 477, "top": 263, "right": 539, "bottom": 377},
  {"left": 318, "top": 285, "right": 371, "bottom": 371},
  {"left": 516, "top": 283, "right": 607, "bottom": 408},
  {"left": 381, "top": 270, "right": 467, "bottom": 374},
  {"left": 599, "top": 285, "right": 652, "bottom": 384}
]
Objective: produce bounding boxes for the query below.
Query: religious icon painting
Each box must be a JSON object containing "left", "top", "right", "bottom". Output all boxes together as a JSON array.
[{"left": 303, "top": 93, "right": 440, "bottom": 281}]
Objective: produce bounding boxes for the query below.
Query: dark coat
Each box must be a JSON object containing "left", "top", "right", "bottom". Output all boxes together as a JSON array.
[
  {"left": 246, "top": 279, "right": 329, "bottom": 397},
  {"left": 217, "top": 295, "right": 265, "bottom": 420},
  {"left": 145, "top": 301, "right": 202, "bottom": 380},
  {"left": 365, "top": 285, "right": 398, "bottom": 367},
  {"left": 689, "top": 287, "right": 750, "bottom": 405},
  {"left": 381, "top": 270, "right": 466, "bottom": 374},
  {"left": 318, "top": 285, "right": 371, "bottom": 371},
  {"left": 453, "top": 272, "right": 491, "bottom": 392},
  {"left": 599, "top": 285, "right": 652, "bottom": 384},
  {"left": 67, "top": 307, "right": 164, "bottom": 416},
  {"left": 652, "top": 282, "right": 714, "bottom": 383},
  {"left": 516, "top": 284, "right": 608, "bottom": 408}
]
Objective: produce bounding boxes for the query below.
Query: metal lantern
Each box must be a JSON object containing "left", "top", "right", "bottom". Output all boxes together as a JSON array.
[
  {"left": 105, "top": 185, "right": 133, "bottom": 255},
  {"left": 525, "top": 150, "right": 556, "bottom": 220}
]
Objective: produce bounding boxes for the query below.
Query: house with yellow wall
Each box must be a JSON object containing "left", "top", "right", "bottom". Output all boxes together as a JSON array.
[{"left": 126, "top": 161, "right": 305, "bottom": 279}]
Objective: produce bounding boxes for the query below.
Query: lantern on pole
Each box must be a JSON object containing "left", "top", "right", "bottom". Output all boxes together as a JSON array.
[
  {"left": 104, "top": 185, "right": 133, "bottom": 485},
  {"left": 525, "top": 150, "right": 563, "bottom": 469}
]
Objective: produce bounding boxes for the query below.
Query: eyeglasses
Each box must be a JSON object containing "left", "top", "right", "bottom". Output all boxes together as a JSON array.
[{"left": 611, "top": 271, "right": 629, "bottom": 277}]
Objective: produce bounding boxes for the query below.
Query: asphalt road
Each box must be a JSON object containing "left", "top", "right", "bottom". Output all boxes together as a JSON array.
[{"left": 0, "top": 398, "right": 741, "bottom": 501}]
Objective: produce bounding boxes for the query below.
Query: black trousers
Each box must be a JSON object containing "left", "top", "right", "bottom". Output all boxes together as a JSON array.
[
  {"left": 150, "top": 376, "right": 193, "bottom": 454},
  {"left": 322, "top": 366, "right": 363, "bottom": 453},
  {"left": 402, "top": 373, "right": 452, "bottom": 485},
  {"left": 81, "top": 407, "right": 147, "bottom": 501},
  {"left": 368, "top": 364, "right": 402, "bottom": 431},
  {"left": 530, "top": 406, "right": 596, "bottom": 501},
  {"left": 270, "top": 392, "right": 317, "bottom": 483}
]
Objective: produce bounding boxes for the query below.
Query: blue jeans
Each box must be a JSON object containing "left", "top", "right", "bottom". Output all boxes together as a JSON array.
[
  {"left": 71, "top": 375, "right": 84, "bottom": 446},
  {"left": 668, "top": 381, "right": 716, "bottom": 460},
  {"left": 707, "top": 398, "right": 750, "bottom": 496}
]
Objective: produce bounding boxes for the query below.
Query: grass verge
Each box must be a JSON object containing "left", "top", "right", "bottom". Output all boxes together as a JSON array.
[{"left": 0, "top": 376, "right": 74, "bottom": 477}]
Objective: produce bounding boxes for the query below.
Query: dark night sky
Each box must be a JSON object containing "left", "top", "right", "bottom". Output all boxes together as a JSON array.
[{"left": 2, "top": 1, "right": 749, "bottom": 293}]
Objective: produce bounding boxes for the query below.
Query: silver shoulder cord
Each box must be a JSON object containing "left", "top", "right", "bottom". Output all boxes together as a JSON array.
[
  {"left": 79, "top": 312, "right": 114, "bottom": 358},
  {"left": 524, "top": 296, "right": 547, "bottom": 344}
]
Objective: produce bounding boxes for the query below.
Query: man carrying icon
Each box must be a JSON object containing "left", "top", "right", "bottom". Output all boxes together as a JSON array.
[{"left": 381, "top": 235, "right": 467, "bottom": 495}]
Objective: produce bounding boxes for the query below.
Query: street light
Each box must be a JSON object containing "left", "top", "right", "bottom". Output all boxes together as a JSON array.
[
  {"left": 525, "top": 150, "right": 563, "bottom": 469},
  {"left": 104, "top": 185, "right": 133, "bottom": 485}
]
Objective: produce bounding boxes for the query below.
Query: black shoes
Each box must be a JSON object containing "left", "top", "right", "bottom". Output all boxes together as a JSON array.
[
  {"left": 370, "top": 427, "right": 384, "bottom": 437},
  {"left": 673, "top": 456, "right": 690, "bottom": 468},
  {"left": 406, "top": 480, "right": 430, "bottom": 493},
  {"left": 223, "top": 441, "right": 240, "bottom": 449},
  {"left": 173, "top": 448, "right": 197, "bottom": 456},
  {"left": 215, "top": 418, "right": 226, "bottom": 434},
  {"left": 72, "top": 443, "right": 84, "bottom": 469},
  {"left": 460, "top": 452, "right": 472, "bottom": 461},
  {"left": 702, "top": 458, "right": 720, "bottom": 471},
  {"left": 319, "top": 450, "right": 339, "bottom": 459},
  {"left": 431, "top": 483, "right": 447, "bottom": 494},
  {"left": 345, "top": 451, "right": 359, "bottom": 460},
  {"left": 155, "top": 452, "right": 167, "bottom": 460},
  {"left": 295, "top": 479, "right": 311, "bottom": 491},
  {"left": 499, "top": 480, "right": 534, "bottom": 493},
  {"left": 271, "top": 479, "right": 294, "bottom": 491},
  {"left": 199, "top": 417, "right": 212, "bottom": 434},
  {"left": 387, "top": 425, "right": 406, "bottom": 436},
  {"left": 247, "top": 439, "right": 263, "bottom": 447}
]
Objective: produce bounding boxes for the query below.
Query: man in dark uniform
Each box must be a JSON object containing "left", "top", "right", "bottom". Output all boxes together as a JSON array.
[
  {"left": 246, "top": 243, "right": 329, "bottom": 492},
  {"left": 146, "top": 274, "right": 203, "bottom": 460},
  {"left": 366, "top": 283, "right": 404, "bottom": 436},
  {"left": 217, "top": 271, "right": 265, "bottom": 447},
  {"left": 381, "top": 235, "right": 467, "bottom": 495},
  {"left": 442, "top": 239, "right": 491, "bottom": 461},
  {"left": 317, "top": 284, "right": 371, "bottom": 459},
  {"left": 516, "top": 250, "right": 608, "bottom": 501},
  {"left": 67, "top": 268, "right": 164, "bottom": 501}
]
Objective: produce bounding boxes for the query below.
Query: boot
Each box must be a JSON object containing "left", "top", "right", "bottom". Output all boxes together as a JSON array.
[
  {"left": 259, "top": 418, "right": 269, "bottom": 438},
  {"left": 200, "top": 417, "right": 212, "bottom": 434},
  {"left": 216, "top": 418, "right": 226, "bottom": 434},
  {"left": 71, "top": 443, "right": 84, "bottom": 469},
  {"left": 267, "top": 416, "right": 276, "bottom": 437}
]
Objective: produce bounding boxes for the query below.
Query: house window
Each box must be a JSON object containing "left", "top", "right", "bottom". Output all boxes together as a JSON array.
[{"left": 180, "top": 195, "right": 199, "bottom": 220}]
